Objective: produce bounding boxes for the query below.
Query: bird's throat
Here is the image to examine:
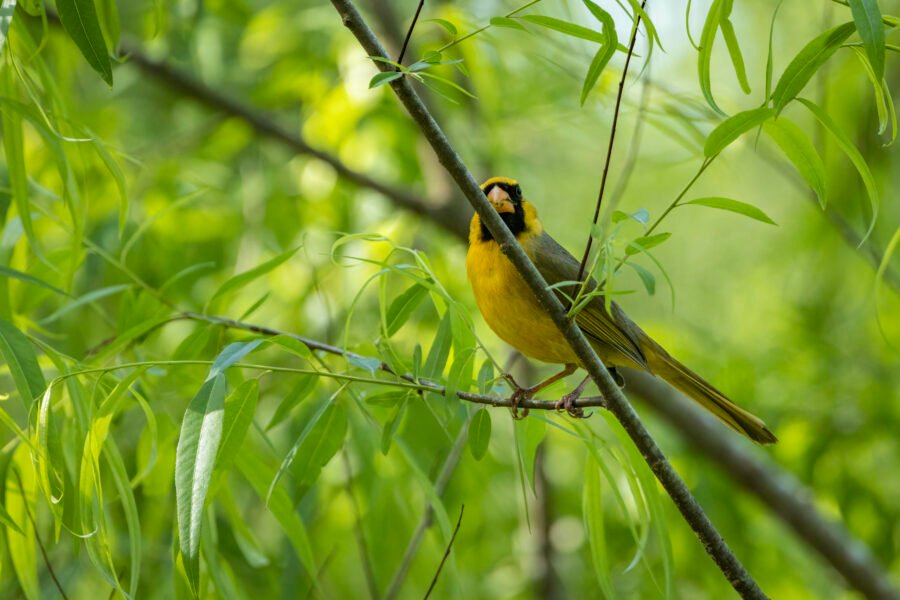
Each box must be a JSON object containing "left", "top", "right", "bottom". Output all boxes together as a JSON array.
[{"left": 480, "top": 205, "right": 526, "bottom": 241}]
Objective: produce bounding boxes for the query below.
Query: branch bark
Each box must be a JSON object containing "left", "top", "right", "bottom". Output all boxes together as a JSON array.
[
  {"left": 624, "top": 370, "right": 900, "bottom": 600},
  {"left": 328, "top": 1, "right": 767, "bottom": 597}
]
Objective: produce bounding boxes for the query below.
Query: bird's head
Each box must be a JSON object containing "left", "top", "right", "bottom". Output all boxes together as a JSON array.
[{"left": 472, "top": 176, "right": 540, "bottom": 243}]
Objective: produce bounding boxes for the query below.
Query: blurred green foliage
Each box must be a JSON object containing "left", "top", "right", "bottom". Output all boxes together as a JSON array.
[{"left": 0, "top": 0, "right": 898, "bottom": 598}]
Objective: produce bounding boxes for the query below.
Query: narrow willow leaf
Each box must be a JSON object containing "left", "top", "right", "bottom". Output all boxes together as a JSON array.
[
  {"left": 425, "top": 18, "right": 457, "bottom": 36},
  {"left": 235, "top": 451, "right": 318, "bottom": 586},
  {"left": 175, "top": 373, "right": 228, "bottom": 594},
  {"left": 216, "top": 379, "right": 259, "bottom": 473},
  {"left": 875, "top": 226, "right": 900, "bottom": 299},
  {"left": 208, "top": 339, "right": 264, "bottom": 379},
  {"left": 369, "top": 71, "right": 403, "bottom": 88},
  {"left": 104, "top": 442, "right": 141, "bottom": 599},
  {"left": 851, "top": 47, "right": 888, "bottom": 135},
  {"left": 476, "top": 359, "right": 494, "bottom": 395},
  {"left": 468, "top": 409, "right": 492, "bottom": 460},
  {"left": 719, "top": 17, "right": 750, "bottom": 93},
  {"left": 882, "top": 78, "right": 898, "bottom": 147},
  {"left": 0, "top": 266, "right": 67, "bottom": 296},
  {"left": 684, "top": 197, "right": 776, "bottom": 225},
  {"left": 763, "top": 118, "right": 827, "bottom": 207},
  {"left": 89, "top": 135, "right": 128, "bottom": 239},
  {"left": 0, "top": 319, "right": 46, "bottom": 408},
  {"left": 40, "top": 283, "right": 130, "bottom": 324},
  {"left": 583, "top": 458, "right": 615, "bottom": 598},
  {"left": 704, "top": 107, "right": 774, "bottom": 156},
  {"left": 580, "top": 1, "right": 618, "bottom": 106},
  {"left": 364, "top": 390, "right": 408, "bottom": 407},
  {"left": 381, "top": 395, "right": 408, "bottom": 454},
  {"left": 490, "top": 16, "right": 526, "bottom": 31},
  {"left": 266, "top": 373, "right": 319, "bottom": 430},
  {"left": 220, "top": 486, "right": 269, "bottom": 568},
  {"left": 772, "top": 22, "right": 855, "bottom": 113},
  {"left": 798, "top": 98, "right": 880, "bottom": 241},
  {"left": 625, "top": 0, "right": 662, "bottom": 50},
  {"left": 0, "top": 71, "right": 38, "bottom": 255},
  {"left": 267, "top": 334, "right": 313, "bottom": 359},
  {"left": 291, "top": 402, "right": 347, "bottom": 492},
  {"left": 207, "top": 246, "right": 300, "bottom": 311},
  {"left": 385, "top": 283, "right": 428, "bottom": 336},
  {"left": 6, "top": 449, "right": 38, "bottom": 600},
  {"left": 626, "top": 262, "right": 656, "bottom": 295},
  {"left": 267, "top": 392, "right": 336, "bottom": 501},
  {"left": 516, "top": 417, "right": 546, "bottom": 492},
  {"left": 697, "top": 0, "right": 728, "bottom": 115},
  {"left": 423, "top": 311, "right": 453, "bottom": 379},
  {"left": 95, "top": 0, "right": 120, "bottom": 48},
  {"left": 626, "top": 232, "right": 672, "bottom": 255},
  {"left": 520, "top": 15, "right": 605, "bottom": 43},
  {"left": 849, "top": 0, "right": 885, "bottom": 80},
  {"left": 56, "top": 0, "right": 113, "bottom": 84}
]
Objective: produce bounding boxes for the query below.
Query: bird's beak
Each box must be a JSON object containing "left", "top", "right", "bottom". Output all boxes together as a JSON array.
[{"left": 487, "top": 186, "right": 515, "bottom": 214}]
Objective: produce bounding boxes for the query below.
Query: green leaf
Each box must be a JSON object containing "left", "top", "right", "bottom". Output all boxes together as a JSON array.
[
  {"left": 208, "top": 340, "right": 264, "bottom": 379},
  {"left": 704, "top": 107, "right": 774, "bottom": 156},
  {"left": 290, "top": 402, "right": 347, "bottom": 491},
  {"left": 626, "top": 232, "right": 672, "bottom": 255},
  {"left": 0, "top": 266, "right": 67, "bottom": 296},
  {"left": 476, "top": 359, "right": 494, "bottom": 395},
  {"left": 369, "top": 71, "right": 403, "bottom": 88},
  {"left": 583, "top": 458, "right": 614, "bottom": 598},
  {"left": 6, "top": 449, "right": 39, "bottom": 600},
  {"left": 216, "top": 379, "right": 259, "bottom": 473},
  {"left": 266, "top": 373, "right": 319, "bottom": 430},
  {"left": 207, "top": 246, "right": 300, "bottom": 311},
  {"left": 40, "top": 283, "right": 131, "bottom": 324},
  {"left": 684, "top": 197, "right": 776, "bottom": 225},
  {"left": 520, "top": 15, "right": 605, "bottom": 43},
  {"left": 0, "top": 319, "right": 46, "bottom": 408},
  {"left": 365, "top": 390, "right": 409, "bottom": 407},
  {"left": 849, "top": 0, "right": 885, "bottom": 81},
  {"left": 175, "top": 373, "right": 228, "bottom": 594},
  {"left": 798, "top": 98, "right": 880, "bottom": 242},
  {"left": 765, "top": 0, "right": 786, "bottom": 100},
  {"left": 579, "top": 1, "right": 618, "bottom": 106},
  {"left": 490, "top": 16, "right": 526, "bottom": 31},
  {"left": 697, "top": 0, "right": 728, "bottom": 115},
  {"left": 771, "top": 22, "right": 855, "bottom": 113},
  {"left": 381, "top": 395, "right": 408, "bottom": 454},
  {"left": 425, "top": 18, "right": 457, "bottom": 36},
  {"left": 56, "top": 0, "right": 113, "bottom": 85},
  {"left": 423, "top": 311, "right": 453, "bottom": 379},
  {"left": 385, "top": 283, "right": 428, "bottom": 336},
  {"left": 468, "top": 409, "right": 492, "bottom": 460},
  {"left": 763, "top": 118, "right": 827, "bottom": 207},
  {"left": 851, "top": 47, "right": 889, "bottom": 136},
  {"left": 611, "top": 208, "right": 650, "bottom": 226},
  {"left": 626, "top": 262, "right": 656, "bottom": 295},
  {"left": 267, "top": 334, "right": 313, "bottom": 359},
  {"left": 719, "top": 17, "right": 750, "bottom": 94}
]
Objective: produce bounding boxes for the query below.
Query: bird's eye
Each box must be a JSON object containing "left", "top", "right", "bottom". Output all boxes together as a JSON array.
[{"left": 514, "top": 185, "right": 522, "bottom": 197}]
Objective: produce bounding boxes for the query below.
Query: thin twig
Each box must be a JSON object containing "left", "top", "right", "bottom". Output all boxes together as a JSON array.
[
  {"left": 423, "top": 505, "right": 464, "bottom": 600},
  {"left": 384, "top": 424, "right": 469, "bottom": 600},
  {"left": 397, "top": 0, "right": 425, "bottom": 65},
  {"left": 14, "top": 469, "right": 70, "bottom": 600},
  {"left": 576, "top": 0, "right": 649, "bottom": 283},
  {"left": 329, "top": 2, "right": 767, "bottom": 596}
]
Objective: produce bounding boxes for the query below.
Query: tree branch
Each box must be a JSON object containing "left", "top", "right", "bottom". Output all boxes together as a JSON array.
[
  {"left": 328, "top": 1, "right": 767, "bottom": 597},
  {"left": 624, "top": 370, "right": 900, "bottom": 600}
]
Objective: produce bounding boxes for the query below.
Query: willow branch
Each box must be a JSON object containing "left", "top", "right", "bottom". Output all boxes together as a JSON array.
[
  {"left": 328, "top": 1, "right": 766, "bottom": 597},
  {"left": 624, "top": 370, "right": 899, "bottom": 600},
  {"left": 423, "top": 505, "right": 464, "bottom": 600}
]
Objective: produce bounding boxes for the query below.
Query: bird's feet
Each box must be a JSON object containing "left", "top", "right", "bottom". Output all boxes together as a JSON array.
[
  {"left": 554, "top": 375, "right": 591, "bottom": 418},
  {"left": 508, "top": 384, "right": 534, "bottom": 420}
]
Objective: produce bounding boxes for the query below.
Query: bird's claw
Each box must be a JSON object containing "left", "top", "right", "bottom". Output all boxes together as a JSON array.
[
  {"left": 555, "top": 391, "right": 588, "bottom": 418},
  {"left": 508, "top": 386, "right": 533, "bottom": 419}
]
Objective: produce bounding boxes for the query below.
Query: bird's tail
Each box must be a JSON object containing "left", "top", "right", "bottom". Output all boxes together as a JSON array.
[{"left": 645, "top": 344, "right": 777, "bottom": 444}]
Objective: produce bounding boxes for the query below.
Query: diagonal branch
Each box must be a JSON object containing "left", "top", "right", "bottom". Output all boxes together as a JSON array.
[
  {"left": 624, "top": 370, "right": 899, "bottom": 600},
  {"left": 328, "top": 1, "right": 766, "bottom": 597}
]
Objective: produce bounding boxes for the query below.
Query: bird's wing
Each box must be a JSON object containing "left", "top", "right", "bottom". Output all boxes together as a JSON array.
[{"left": 527, "top": 232, "right": 647, "bottom": 369}]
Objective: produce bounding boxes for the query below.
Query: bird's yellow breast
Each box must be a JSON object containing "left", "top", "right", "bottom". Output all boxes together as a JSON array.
[{"left": 466, "top": 231, "right": 579, "bottom": 365}]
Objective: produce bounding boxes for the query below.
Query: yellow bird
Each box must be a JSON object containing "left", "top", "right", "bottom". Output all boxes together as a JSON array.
[{"left": 466, "top": 176, "right": 776, "bottom": 444}]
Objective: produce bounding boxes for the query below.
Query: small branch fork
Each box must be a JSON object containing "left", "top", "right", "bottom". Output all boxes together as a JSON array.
[
  {"left": 576, "top": 0, "right": 649, "bottom": 283},
  {"left": 397, "top": 0, "right": 425, "bottom": 65}
]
